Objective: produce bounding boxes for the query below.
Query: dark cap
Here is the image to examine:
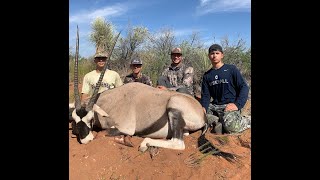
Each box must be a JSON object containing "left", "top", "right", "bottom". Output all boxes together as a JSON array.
[
  {"left": 208, "top": 44, "right": 223, "bottom": 54},
  {"left": 130, "top": 58, "right": 143, "bottom": 65},
  {"left": 170, "top": 47, "right": 182, "bottom": 55}
]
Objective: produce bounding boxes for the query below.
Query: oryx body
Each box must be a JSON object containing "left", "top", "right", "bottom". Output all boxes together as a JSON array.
[{"left": 88, "top": 82, "right": 207, "bottom": 151}]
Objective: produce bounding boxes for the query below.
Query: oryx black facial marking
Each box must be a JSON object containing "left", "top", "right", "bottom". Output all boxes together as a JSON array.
[
  {"left": 70, "top": 107, "right": 87, "bottom": 136},
  {"left": 76, "top": 106, "right": 89, "bottom": 119},
  {"left": 76, "top": 121, "right": 92, "bottom": 140},
  {"left": 72, "top": 107, "right": 93, "bottom": 141}
]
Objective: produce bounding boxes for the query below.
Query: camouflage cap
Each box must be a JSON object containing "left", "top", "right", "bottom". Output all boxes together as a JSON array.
[
  {"left": 130, "top": 58, "right": 143, "bottom": 65},
  {"left": 94, "top": 51, "right": 109, "bottom": 58},
  {"left": 94, "top": 44, "right": 109, "bottom": 58},
  {"left": 170, "top": 47, "right": 182, "bottom": 55}
]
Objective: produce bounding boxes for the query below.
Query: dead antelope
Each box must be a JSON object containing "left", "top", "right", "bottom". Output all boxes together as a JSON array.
[{"left": 69, "top": 27, "right": 236, "bottom": 162}]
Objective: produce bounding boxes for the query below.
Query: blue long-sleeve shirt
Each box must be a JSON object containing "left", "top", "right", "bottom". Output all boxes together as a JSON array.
[{"left": 200, "top": 64, "right": 249, "bottom": 111}]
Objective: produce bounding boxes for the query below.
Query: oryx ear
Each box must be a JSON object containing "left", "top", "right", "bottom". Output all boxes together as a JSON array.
[
  {"left": 93, "top": 104, "right": 109, "bottom": 117},
  {"left": 69, "top": 103, "right": 75, "bottom": 108}
]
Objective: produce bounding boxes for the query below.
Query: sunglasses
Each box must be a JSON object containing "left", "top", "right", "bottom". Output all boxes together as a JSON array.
[
  {"left": 131, "top": 64, "right": 142, "bottom": 67},
  {"left": 171, "top": 53, "right": 182, "bottom": 57},
  {"left": 95, "top": 57, "right": 107, "bottom": 62}
]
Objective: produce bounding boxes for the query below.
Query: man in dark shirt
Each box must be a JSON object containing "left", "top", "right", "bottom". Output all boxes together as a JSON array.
[
  {"left": 124, "top": 58, "right": 152, "bottom": 86},
  {"left": 200, "top": 44, "right": 250, "bottom": 134}
]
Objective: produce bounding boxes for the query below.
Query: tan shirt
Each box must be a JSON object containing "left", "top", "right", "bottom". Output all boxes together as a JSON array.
[{"left": 81, "top": 69, "right": 123, "bottom": 97}]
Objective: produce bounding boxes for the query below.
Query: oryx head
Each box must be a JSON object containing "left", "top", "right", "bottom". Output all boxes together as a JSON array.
[{"left": 69, "top": 26, "right": 120, "bottom": 144}]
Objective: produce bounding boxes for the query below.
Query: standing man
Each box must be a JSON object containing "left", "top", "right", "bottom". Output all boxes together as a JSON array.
[
  {"left": 200, "top": 44, "right": 251, "bottom": 134},
  {"left": 81, "top": 49, "right": 123, "bottom": 104},
  {"left": 157, "top": 47, "right": 195, "bottom": 96},
  {"left": 123, "top": 58, "right": 153, "bottom": 86}
]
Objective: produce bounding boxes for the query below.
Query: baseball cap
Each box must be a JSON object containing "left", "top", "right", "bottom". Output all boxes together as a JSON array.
[
  {"left": 208, "top": 44, "right": 223, "bottom": 54},
  {"left": 170, "top": 47, "right": 182, "bottom": 55},
  {"left": 94, "top": 51, "right": 109, "bottom": 58},
  {"left": 94, "top": 45, "right": 109, "bottom": 58},
  {"left": 130, "top": 58, "right": 143, "bottom": 65}
]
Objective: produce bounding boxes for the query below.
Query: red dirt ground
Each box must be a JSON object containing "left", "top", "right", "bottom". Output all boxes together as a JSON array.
[{"left": 69, "top": 83, "right": 251, "bottom": 180}]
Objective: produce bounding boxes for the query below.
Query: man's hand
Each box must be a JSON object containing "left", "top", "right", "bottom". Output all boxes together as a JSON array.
[
  {"left": 225, "top": 103, "right": 238, "bottom": 112},
  {"left": 157, "top": 85, "right": 167, "bottom": 90}
]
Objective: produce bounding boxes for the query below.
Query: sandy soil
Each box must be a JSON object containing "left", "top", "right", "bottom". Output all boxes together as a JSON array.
[{"left": 69, "top": 127, "right": 251, "bottom": 180}]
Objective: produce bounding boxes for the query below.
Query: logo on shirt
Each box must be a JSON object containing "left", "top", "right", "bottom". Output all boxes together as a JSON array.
[
  {"left": 209, "top": 79, "right": 229, "bottom": 86},
  {"left": 91, "top": 82, "right": 114, "bottom": 90},
  {"left": 215, "top": 75, "right": 218, "bottom": 79}
]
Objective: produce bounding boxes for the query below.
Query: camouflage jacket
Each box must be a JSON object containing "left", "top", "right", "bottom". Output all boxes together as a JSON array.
[
  {"left": 123, "top": 73, "right": 153, "bottom": 86},
  {"left": 161, "top": 63, "right": 194, "bottom": 95}
]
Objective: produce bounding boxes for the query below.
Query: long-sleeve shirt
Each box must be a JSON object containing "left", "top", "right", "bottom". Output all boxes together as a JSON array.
[
  {"left": 200, "top": 64, "right": 249, "bottom": 111},
  {"left": 160, "top": 63, "right": 194, "bottom": 95},
  {"left": 123, "top": 73, "right": 153, "bottom": 86}
]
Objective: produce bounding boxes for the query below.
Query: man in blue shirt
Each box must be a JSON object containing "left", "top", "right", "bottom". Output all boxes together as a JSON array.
[{"left": 200, "top": 44, "right": 251, "bottom": 134}]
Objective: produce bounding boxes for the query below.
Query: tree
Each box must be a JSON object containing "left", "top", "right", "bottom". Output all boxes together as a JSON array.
[
  {"left": 143, "top": 28, "right": 176, "bottom": 84},
  {"left": 116, "top": 25, "right": 149, "bottom": 70},
  {"left": 89, "top": 17, "right": 115, "bottom": 54},
  {"left": 220, "top": 37, "right": 251, "bottom": 81}
]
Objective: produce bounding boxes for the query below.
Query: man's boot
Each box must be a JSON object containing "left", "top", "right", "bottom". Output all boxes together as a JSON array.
[
  {"left": 206, "top": 114, "right": 219, "bottom": 127},
  {"left": 212, "top": 122, "right": 222, "bottom": 135}
]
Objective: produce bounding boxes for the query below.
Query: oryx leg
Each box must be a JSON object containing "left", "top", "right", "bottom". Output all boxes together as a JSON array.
[
  {"left": 183, "top": 130, "right": 189, "bottom": 136},
  {"left": 139, "top": 108, "right": 185, "bottom": 152},
  {"left": 105, "top": 127, "right": 134, "bottom": 147},
  {"left": 105, "top": 126, "right": 124, "bottom": 136}
]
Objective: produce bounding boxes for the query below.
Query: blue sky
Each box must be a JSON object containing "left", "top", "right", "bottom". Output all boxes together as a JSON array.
[{"left": 69, "top": 0, "right": 251, "bottom": 58}]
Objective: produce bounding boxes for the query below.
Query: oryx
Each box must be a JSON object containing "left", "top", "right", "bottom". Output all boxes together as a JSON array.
[{"left": 69, "top": 26, "right": 236, "bottom": 161}]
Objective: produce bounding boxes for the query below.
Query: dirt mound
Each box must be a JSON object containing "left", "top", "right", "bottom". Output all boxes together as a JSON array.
[{"left": 69, "top": 126, "right": 251, "bottom": 180}]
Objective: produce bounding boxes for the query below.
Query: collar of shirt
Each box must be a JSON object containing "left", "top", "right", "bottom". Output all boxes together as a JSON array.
[
  {"left": 132, "top": 73, "right": 142, "bottom": 79},
  {"left": 169, "top": 63, "right": 184, "bottom": 71}
]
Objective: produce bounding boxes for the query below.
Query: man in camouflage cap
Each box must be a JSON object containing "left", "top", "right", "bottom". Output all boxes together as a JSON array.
[
  {"left": 80, "top": 47, "right": 123, "bottom": 104},
  {"left": 123, "top": 57, "right": 152, "bottom": 86},
  {"left": 156, "top": 47, "right": 194, "bottom": 96}
]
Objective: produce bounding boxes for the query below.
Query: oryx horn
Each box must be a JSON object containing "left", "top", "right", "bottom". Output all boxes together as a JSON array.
[{"left": 86, "top": 31, "right": 122, "bottom": 111}]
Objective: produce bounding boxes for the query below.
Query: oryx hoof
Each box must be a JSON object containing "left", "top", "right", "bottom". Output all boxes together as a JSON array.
[
  {"left": 114, "top": 135, "right": 134, "bottom": 147},
  {"left": 124, "top": 136, "right": 134, "bottom": 147},
  {"left": 138, "top": 145, "right": 148, "bottom": 152},
  {"left": 139, "top": 138, "right": 151, "bottom": 152},
  {"left": 114, "top": 136, "right": 125, "bottom": 144},
  {"left": 147, "top": 145, "right": 160, "bottom": 159}
]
